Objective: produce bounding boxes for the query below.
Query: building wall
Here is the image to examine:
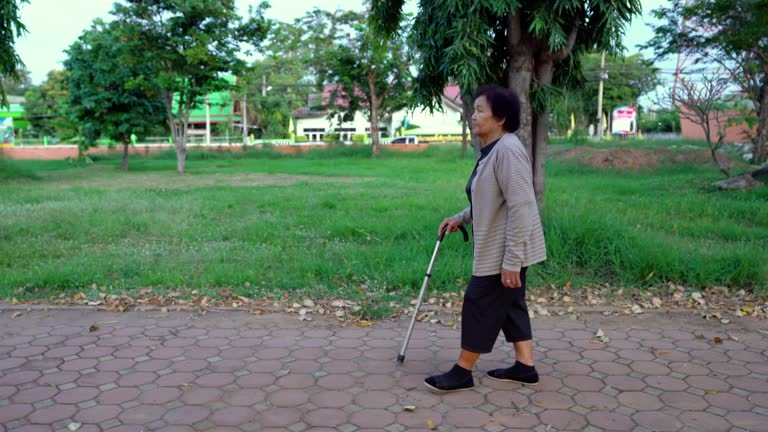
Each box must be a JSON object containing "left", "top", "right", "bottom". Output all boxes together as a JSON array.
[
  {"left": 296, "top": 100, "right": 463, "bottom": 141},
  {"left": 296, "top": 112, "right": 385, "bottom": 141},
  {"left": 390, "top": 103, "right": 462, "bottom": 135},
  {"left": 679, "top": 107, "right": 756, "bottom": 144}
]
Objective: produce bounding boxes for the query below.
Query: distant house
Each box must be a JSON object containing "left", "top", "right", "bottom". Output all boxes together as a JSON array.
[
  {"left": 292, "top": 85, "right": 463, "bottom": 142},
  {"left": 0, "top": 96, "right": 31, "bottom": 129},
  {"left": 174, "top": 75, "right": 241, "bottom": 139}
]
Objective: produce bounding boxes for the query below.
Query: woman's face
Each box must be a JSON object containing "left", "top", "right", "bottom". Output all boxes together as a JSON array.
[{"left": 472, "top": 95, "right": 505, "bottom": 141}]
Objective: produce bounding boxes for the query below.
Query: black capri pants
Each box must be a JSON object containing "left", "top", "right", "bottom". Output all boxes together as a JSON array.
[{"left": 461, "top": 267, "right": 531, "bottom": 354}]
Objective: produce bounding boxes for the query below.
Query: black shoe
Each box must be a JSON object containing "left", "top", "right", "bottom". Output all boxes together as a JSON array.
[
  {"left": 424, "top": 364, "right": 475, "bottom": 393},
  {"left": 486, "top": 361, "right": 539, "bottom": 385}
]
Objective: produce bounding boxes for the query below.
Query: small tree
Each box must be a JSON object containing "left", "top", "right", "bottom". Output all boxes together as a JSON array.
[
  {"left": 65, "top": 19, "right": 167, "bottom": 169},
  {"left": 321, "top": 13, "right": 411, "bottom": 156},
  {"left": 642, "top": 0, "right": 768, "bottom": 164},
  {"left": 670, "top": 72, "right": 733, "bottom": 177},
  {"left": 0, "top": 0, "right": 28, "bottom": 107},
  {"left": 23, "top": 70, "right": 77, "bottom": 140},
  {"left": 111, "top": 0, "right": 269, "bottom": 173}
]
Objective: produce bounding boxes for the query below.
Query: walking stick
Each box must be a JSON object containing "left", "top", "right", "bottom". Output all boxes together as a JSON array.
[{"left": 397, "top": 224, "right": 469, "bottom": 363}]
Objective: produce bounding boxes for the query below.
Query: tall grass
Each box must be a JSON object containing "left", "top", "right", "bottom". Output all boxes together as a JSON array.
[
  {"left": 1, "top": 142, "right": 765, "bottom": 306},
  {"left": 0, "top": 157, "right": 42, "bottom": 181}
]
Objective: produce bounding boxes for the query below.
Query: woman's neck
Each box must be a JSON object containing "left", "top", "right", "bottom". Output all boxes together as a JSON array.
[{"left": 479, "top": 131, "right": 505, "bottom": 147}]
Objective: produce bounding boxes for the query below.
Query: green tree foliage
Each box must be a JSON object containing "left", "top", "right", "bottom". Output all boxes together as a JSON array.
[
  {"left": 65, "top": 19, "right": 167, "bottom": 169},
  {"left": 0, "top": 0, "right": 28, "bottom": 107},
  {"left": 240, "top": 9, "right": 366, "bottom": 140},
  {"left": 639, "top": 108, "right": 680, "bottom": 133},
  {"left": 372, "top": 0, "right": 641, "bottom": 204},
  {"left": 551, "top": 53, "right": 661, "bottom": 133},
  {"left": 641, "top": 0, "right": 768, "bottom": 164},
  {"left": 110, "top": 0, "right": 270, "bottom": 173},
  {"left": 321, "top": 11, "right": 412, "bottom": 156},
  {"left": 22, "top": 70, "right": 76, "bottom": 139},
  {"left": 1, "top": 68, "right": 31, "bottom": 97}
]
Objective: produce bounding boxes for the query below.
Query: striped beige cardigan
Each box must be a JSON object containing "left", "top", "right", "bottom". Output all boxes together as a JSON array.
[{"left": 453, "top": 132, "right": 546, "bottom": 275}]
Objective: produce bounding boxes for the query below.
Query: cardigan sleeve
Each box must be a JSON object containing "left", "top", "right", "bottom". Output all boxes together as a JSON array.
[
  {"left": 452, "top": 206, "right": 472, "bottom": 225},
  {"left": 495, "top": 140, "right": 537, "bottom": 272}
]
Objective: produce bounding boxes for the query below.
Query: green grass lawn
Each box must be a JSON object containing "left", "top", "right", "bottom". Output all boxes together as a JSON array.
[{"left": 1, "top": 142, "right": 766, "bottom": 310}]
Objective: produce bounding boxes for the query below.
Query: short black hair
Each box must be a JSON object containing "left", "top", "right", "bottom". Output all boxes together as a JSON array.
[{"left": 474, "top": 85, "right": 521, "bottom": 133}]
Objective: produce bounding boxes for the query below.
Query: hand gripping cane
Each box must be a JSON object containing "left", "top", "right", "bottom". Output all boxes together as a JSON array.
[{"left": 397, "top": 225, "right": 469, "bottom": 363}]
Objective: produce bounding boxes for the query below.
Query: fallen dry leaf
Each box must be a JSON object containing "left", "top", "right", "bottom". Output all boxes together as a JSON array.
[
  {"left": 426, "top": 419, "right": 437, "bottom": 430},
  {"left": 713, "top": 337, "right": 723, "bottom": 344},
  {"left": 403, "top": 405, "right": 416, "bottom": 412},
  {"left": 89, "top": 324, "right": 99, "bottom": 332},
  {"left": 11, "top": 312, "right": 23, "bottom": 319}
]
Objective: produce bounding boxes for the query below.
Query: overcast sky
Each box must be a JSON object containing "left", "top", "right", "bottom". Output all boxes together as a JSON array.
[{"left": 16, "top": 0, "right": 672, "bottom": 85}]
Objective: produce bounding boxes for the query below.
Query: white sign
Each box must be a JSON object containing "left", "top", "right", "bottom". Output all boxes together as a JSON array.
[{"left": 611, "top": 106, "right": 636, "bottom": 135}]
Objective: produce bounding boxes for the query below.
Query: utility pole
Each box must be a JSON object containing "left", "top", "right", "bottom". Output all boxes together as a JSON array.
[
  {"left": 205, "top": 94, "right": 211, "bottom": 145},
  {"left": 242, "top": 97, "right": 248, "bottom": 145},
  {"left": 596, "top": 50, "right": 606, "bottom": 140},
  {"left": 262, "top": 75, "right": 266, "bottom": 97}
]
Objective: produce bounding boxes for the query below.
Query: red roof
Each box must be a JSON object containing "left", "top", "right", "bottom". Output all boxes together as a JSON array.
[
  {"left": 443, "top": 84, "right": 462, "bottom": 104},
  {"left": 293, "top": 84, "right": 463, "bottom": 116}
]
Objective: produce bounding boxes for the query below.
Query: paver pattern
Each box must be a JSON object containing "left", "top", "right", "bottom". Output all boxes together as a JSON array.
[{"left": 1, "top": 308, "right": 767, "bottom": 431}]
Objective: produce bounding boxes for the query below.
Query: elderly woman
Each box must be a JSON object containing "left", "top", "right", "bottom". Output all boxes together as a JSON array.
[{"left": 425, "top": 85, "right": 547, "bottom": 393}]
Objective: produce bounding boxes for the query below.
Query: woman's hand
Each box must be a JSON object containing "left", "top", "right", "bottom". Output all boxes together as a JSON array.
[
  {"left": 501, "top": 269, "right": 521, "bottom": 288},
  {"left": 438, "top": 217, "right": 461, "bottom": 237}
]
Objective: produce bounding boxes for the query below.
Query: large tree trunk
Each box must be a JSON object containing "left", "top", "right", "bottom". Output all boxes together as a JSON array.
[
  {"left": 169, "top": 118, "right": 187, "bottom": 174},
  {"left": 121, "top": 138, "right": 130, "bottom": 171},
  {"left": 532, "top": 61, "right": 555, "bottom": 208},
  {"left": 506, "top": 12, "right": 534, "bottom": 160},
  {"left": 368, "top": 73, "right": 382, "bottom": 157},
  {"left": 461, "top": 103, "right": 469, "bottom": 158},
  {"left": 461, "top": 89, "right": 481, "bottom": 159},
  {"left": 174, "top": 122, "right": 187, "bottom": 173},
  {"left": 165, "top": 92, "right": 188, "bottom": 174}
]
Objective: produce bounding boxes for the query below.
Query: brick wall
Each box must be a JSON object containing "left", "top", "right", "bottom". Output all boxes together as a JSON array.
[
  {"left": 679, "top": 107, "right": 755, "bottom": 144},
  {"left": 0, "top": 142, "right": 428, "bottom": 160}
]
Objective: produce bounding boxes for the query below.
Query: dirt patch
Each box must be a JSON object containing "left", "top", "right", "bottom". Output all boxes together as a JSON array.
[
  {"left": 668, "top": 149, "right": 719, "bottom": 165},
  {"left": 46, "top": 172, "right": 372, "bottom": 190},
  {"left": 583, "top": 149, "right": 660, "bottom": 169},
  {"left": 550, "top": 146, "right": 596, "bottom": 160},
  {"left": 554, "top": 146, "right": 743, "bottom": 170}
]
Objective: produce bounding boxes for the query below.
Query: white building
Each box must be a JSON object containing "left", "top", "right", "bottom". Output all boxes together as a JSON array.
[{"left": 292, "top": 85, "right": 464, "bottom": 142}]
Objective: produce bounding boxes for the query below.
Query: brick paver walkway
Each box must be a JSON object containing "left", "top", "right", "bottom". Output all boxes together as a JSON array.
[{"left": 1, "top": 308, "right": 767, "bottom": 432}]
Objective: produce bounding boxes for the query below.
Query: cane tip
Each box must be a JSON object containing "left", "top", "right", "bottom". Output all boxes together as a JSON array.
[{"left": 396, "top": 354, "right": 405, "bottom": 363}]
